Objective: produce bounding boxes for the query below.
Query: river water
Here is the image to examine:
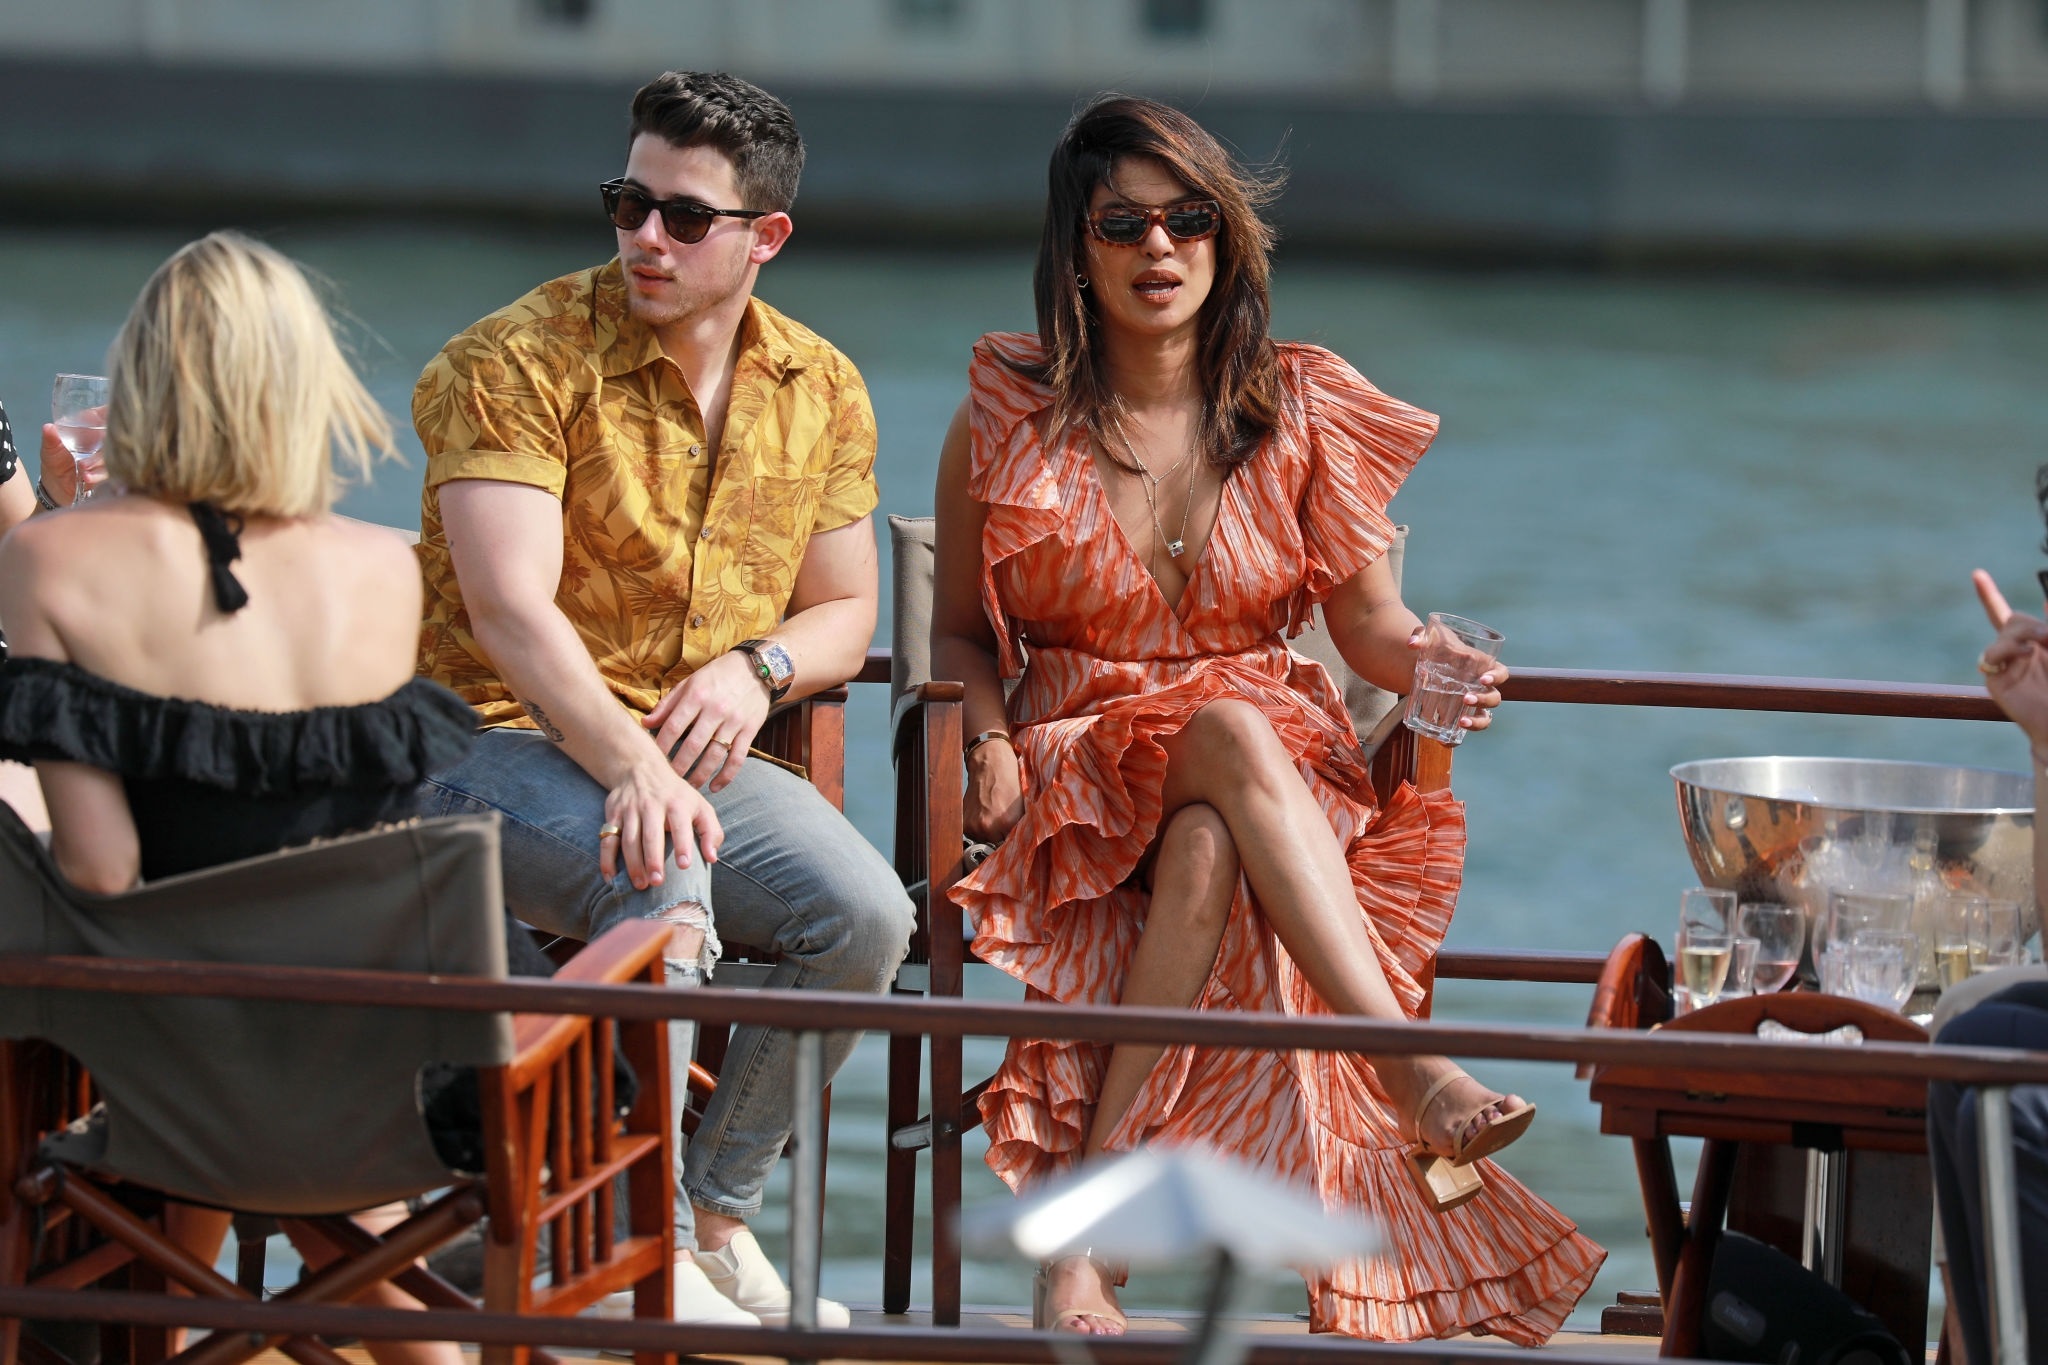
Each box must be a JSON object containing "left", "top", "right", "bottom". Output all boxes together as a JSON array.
[{"left": 6, "top": 223, "right": 2044, "bottom": 1332}]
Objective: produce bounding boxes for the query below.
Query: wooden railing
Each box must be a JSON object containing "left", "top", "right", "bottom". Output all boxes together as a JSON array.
[
  {"left": 859, "top": 648, "right": 2007, "bottom": 723},
  {"left": 1, "top": 958, "right": 2044, "bottom": 1362}
]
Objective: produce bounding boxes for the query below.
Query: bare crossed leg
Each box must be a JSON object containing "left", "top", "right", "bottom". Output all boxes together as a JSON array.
[
  {"left": 1043, "top": 804, "right": 1239, "bottom": 1334},
  {"left": 1150, "top": 698, "right": 1525, "bottom": 1142},
  {"left": 1045, "top": 700, "right": 1527, "bottom": 1334}
]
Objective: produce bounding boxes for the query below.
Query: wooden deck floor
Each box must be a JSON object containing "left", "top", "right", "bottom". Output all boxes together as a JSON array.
[{"left": 247, "top": 1312, "right": 1664, "bottom": 1365}]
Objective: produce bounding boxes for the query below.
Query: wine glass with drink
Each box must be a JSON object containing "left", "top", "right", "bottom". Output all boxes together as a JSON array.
[
  {"left": 51, "top": 373, "right": 109, "bottom": 504},
  {"left": 1736, "top": 901, "right": 1806, "bottom": 995}
]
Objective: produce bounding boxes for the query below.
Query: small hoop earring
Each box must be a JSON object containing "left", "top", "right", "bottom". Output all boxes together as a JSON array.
[{"left": 1076, "top": 274, "right": 1090, "bottom": 288}]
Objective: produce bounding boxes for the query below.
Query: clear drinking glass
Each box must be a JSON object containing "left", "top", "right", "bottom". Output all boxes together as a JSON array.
[
  {"left": 1817, "top": 944, "right": 1850, "bottom": 996},
  {"left": 51, "top": 373, "right": 109, "bottom": 504},
  {"left": 1818, "top": 891, "right": 1912, "bottom": 960},
  {"left": 1848, "top": 929, "right": 1918, "bottom": 1012},
  {"left": 1676, "top": 887, "right": 1737, "bottom": 1012},
  {"left": 1401, "top": 613, "right": 1504, "bottom": 747},
  {"left": 1737, "top": 901, "right": 1805, "bottom": 994}
]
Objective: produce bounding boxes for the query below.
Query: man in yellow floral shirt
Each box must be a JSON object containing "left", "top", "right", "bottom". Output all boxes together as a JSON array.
[{"left": 412, "top": 71, "right": 911, "bottom": 1329}]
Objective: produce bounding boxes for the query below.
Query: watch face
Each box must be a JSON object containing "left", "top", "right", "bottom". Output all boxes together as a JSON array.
[{"left": 760, "top": 640, "right": 795, "bottom": 685}]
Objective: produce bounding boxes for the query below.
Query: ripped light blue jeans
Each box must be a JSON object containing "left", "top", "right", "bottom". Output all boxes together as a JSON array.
[{"left": 418, "top": 727, "right": 914, "bottom": 1249}]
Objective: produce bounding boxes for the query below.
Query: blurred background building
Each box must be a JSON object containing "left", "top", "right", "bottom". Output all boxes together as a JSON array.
[{"left": 8, "top": 0, "right": 2048, "bottom": 262}]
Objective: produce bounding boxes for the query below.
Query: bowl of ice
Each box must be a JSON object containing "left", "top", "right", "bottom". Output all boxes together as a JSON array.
[{"left": 1671, "top": 757, "right": 2035, "bottom": 948}]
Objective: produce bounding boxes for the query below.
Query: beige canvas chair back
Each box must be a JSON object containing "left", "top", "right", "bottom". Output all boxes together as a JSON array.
[
  {"left": 0, "top": 809, "right": 513, "bottom": 1215},
  {"left": 887, "top": 513, "right": 1408, "bottom": 738},
  {"left": 1290, "top": 525, "right": 1410, "bottom": 739}
]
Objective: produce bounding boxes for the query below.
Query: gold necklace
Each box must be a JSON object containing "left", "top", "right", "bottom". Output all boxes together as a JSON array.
[{"left": 1103, "top": 411, "right": 1196, "bottom": 559}]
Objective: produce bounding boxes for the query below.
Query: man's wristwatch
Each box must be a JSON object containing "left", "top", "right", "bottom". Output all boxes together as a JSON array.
[{"left": 733, "top": 638, "right": 795, "bottom": 704}]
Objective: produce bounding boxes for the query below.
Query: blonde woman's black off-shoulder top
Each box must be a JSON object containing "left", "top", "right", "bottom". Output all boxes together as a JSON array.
[
  {"left": 0, "top": 502, "right": 476, "bottom": 882},
  {"left": 0, "top": 658, "right": 477, "bottom": 882}
]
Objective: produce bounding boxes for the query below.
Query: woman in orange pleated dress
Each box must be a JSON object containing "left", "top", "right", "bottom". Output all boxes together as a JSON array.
[{"left": 929, "top": 95, "right": 1603, "bottom": 1343}]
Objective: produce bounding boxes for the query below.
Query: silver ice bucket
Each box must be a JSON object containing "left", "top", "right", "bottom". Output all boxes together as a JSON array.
[{"left": 1672, "top": 757, "right": 2036, "bottom": 971}]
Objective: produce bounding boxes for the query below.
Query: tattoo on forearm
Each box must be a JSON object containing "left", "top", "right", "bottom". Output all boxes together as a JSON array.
[{"left": 519, "top": 698, "right": 567, "bottom": 742}]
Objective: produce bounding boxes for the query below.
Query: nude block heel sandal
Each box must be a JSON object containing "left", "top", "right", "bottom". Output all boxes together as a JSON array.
[
  {"left": 1402, "top": 1070, "right": 1537, "bottom": 1213},
  {"left": 1032, "top": 1251, "right": 1126, "bottom": 1335}
]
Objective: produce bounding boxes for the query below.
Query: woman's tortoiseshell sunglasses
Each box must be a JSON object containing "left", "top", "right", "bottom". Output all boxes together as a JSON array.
[{"left": 1086, "top": 199, "right": 1224, "bottom": 247}]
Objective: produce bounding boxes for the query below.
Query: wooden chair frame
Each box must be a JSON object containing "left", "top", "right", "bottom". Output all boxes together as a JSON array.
[
  {"left": 0, "top": 920, "right": 677, "bottom": 1365},
  {"left": 1587, "top": 943, "right": 1935, "bottom": 1355}
]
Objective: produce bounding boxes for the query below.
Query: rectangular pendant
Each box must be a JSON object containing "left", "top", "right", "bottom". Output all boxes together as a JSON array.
[{"left": 1166, "top": 539, "right": 1185, "bottom": 557}]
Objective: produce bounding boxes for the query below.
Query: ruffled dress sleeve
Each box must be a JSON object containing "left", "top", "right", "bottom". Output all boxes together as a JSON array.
[
  {"left": 0, "top": 658, "right": 477, "bottom": 796},
  {"left": 1287, "top": 344, "right": 1440, "bottom": 631},
  {"left": 966, "top": 333, "right": 1066, "bottom": 678}
]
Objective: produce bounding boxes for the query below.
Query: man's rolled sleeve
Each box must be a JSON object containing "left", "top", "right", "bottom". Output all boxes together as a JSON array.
[
  {"left": 426, "top": 450, "right": 568, "bottom": 497},
  {"left": 413, "top": 338, "right": 571, "bottom": 498}
]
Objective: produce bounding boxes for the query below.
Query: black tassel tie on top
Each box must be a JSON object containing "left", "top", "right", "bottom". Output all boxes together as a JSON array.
[{"left": 187, "top": 501, "right": 249, "bottom": 614}]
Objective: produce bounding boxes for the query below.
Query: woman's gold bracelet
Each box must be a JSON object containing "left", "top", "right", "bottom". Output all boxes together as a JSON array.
[{"left": 964, "top": 729, "right": 1013, "bottom": 761}]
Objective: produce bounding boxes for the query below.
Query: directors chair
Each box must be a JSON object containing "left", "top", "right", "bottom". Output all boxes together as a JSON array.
[{"left": 0, "top": 810, "right": 674, "bottom": 1365}]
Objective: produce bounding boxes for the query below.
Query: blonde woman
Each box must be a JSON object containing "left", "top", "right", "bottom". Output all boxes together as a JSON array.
[{"left": 0, "top": 231, "right": 474, "bottom": 1365}]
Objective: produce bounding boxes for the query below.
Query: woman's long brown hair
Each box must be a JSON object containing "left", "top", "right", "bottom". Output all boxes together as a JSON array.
[{"left": 1019, "top": 94, "right": 1286, "bottom": 469}]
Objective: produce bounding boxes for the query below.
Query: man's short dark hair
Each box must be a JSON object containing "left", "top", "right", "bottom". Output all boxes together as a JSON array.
[{"left": 628, "top": 71, "right": 804, "bottom": 213}]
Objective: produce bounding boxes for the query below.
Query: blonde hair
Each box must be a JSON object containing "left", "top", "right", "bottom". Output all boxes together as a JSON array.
[{"left": 102, "top": 231, "right": 394, "bottom": 517}]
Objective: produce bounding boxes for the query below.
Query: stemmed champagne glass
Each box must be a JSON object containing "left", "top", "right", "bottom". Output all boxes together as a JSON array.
[
  {"left": 1936, "top": 894, "right": 1981, "bottom": 990},
  {"left": 51, "top": 373, "right": 109, "bottom": 504},
  {"left": 1677, "top": 887, "right": 1736, "bottom": 1012}
]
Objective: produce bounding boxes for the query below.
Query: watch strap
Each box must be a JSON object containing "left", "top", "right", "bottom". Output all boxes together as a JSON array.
[{"left": 733, "top": 638, "right": 792, "bottom": 703}]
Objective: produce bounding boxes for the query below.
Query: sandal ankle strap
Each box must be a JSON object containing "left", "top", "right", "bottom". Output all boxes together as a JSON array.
[{"left": 1411, "top": 1069, "right": 1467, "bottom": 1127}]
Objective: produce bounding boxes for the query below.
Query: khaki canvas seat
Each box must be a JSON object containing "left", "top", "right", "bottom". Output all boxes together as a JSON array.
[
  {"left": 880, "top": 513, "right": 1452, "bottom": 1322},
  {"left": 0, "top": 809, "right": 676, "bottom": 1365}
]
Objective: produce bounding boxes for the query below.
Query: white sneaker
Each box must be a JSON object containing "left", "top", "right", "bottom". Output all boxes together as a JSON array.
[
  {"left": 692, "top": 1228, "right": 851, "bottom": 1328},
  {"left": 592, "top": 1260, "right": 762, "bottom": 1328}
]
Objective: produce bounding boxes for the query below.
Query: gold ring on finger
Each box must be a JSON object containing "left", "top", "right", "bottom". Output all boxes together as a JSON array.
[
  {"left": 599, "top": 822, "right": 621, "bottom": 839},
  {"left": 1978, "top": 653, "right": 2007, "bottom": 676}
]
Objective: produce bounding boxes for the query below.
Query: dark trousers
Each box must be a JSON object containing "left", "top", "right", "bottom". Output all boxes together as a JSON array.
[{"left": 1928, "top": 988, "right": 2048, "bottom": 1365}]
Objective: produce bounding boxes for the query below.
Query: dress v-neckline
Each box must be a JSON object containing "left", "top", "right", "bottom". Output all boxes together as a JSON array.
[{"left": 1075, "top": 434, "right": 1230, "bottom": 623}]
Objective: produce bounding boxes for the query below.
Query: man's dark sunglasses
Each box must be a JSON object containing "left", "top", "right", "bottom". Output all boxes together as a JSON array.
[
  {"left": 600, "top": 179, "right": 768, "bottom": 245},
  {"left": 1086, "top": 199, "right": 1224, "bottom": 247}
]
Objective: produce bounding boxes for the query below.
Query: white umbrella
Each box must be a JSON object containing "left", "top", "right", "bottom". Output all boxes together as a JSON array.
[
  {"left": 964, "top": 1146, "right": 1380, "bottom": 1268},
  {"left": 962, "top": 1148, "right": 1381, "bottom": 1365}
]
